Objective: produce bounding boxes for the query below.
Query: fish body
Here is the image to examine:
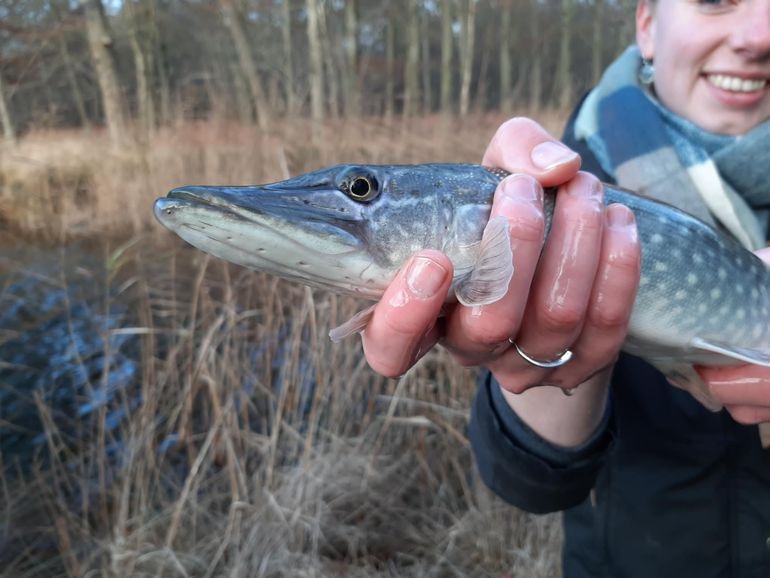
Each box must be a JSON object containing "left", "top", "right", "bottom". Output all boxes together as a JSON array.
[{"left": 154, "top": 163, "right": 770, "bottom": 376}]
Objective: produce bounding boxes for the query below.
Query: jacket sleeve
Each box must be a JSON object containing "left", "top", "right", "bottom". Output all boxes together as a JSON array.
[
  {"left": 468, "top": 101, "right": 617, "bottom": 514},
  {"left": 468, "top": 371, "right": 614, "bottom": 513}
]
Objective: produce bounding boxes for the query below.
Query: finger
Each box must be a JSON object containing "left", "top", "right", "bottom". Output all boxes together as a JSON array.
[
  {"left": 699, "top": 364, "right": 770, "bottom": 407},
  {"left": 543, "top": 204, "right": 641, "bottom": 387},
  {"left": 490, "top": 173, "right": 605, "bottom": 392},
  {"left": 362, "top": 250, "right": 452, "bottom": 378},
  {"left": 443, "top": 174, "right": 545, "bottom": 364},
  {"left": 725, "top": 405, "right": 770, "bottom": 425},
  {"left": 482, "top": 117, "right": 581, "bottom": 187}
]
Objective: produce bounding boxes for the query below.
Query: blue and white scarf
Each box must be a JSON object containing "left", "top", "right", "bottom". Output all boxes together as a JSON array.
[{"left": 574, "top": 46, "right": 770, "bottom": 250}]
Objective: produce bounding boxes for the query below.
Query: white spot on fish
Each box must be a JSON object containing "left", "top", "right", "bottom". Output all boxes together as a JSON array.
[
  {"left": 752, "top": 288, "right": 759, "bottom": 299},
  {"left": 640, "top": 276, "right": 650, "bottom": 287},
  {"left": 737, "top": 309, "right": 746, "bottom": 320},
  {"left": 718, "top": 268, "right": 727, "bottom": 280},
  {"left": 693, "top": 253, "right": 704, "bottom": 265},
  {"left": 654, "top": 262, "right": 668, "bottom": 272},
  {"left": 754, "top": 326, "right": 763, "bottom": 339},
  {"left": 711, "top": 288, "right": 722, "bottom": 300},
  {"left": 651, "top": 233, "right": 663, "bottom": 244},
  {"left": 736, "top": 285, "right": 744, "bottom": 294},
  {"left": 687, "top": 273, "right": 698, "bottom": 286},
  {"left": 698, "top": 303, "right": 708, "bottom": 314},
  {"left": 675, "top": 290, "right": 687, "bottom": 301}
]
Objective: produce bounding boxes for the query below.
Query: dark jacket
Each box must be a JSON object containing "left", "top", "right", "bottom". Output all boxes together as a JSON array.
[{"left": 468, "top": 108, "right": 770, "bottom": 578}]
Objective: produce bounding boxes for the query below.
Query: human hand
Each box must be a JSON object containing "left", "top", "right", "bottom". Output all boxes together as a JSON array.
[
  {"left": 361, "top": 118, "right": 641, "bottom": 398},
  {"left": 695, "top": 247, "right": 770, "bottom": 429}
]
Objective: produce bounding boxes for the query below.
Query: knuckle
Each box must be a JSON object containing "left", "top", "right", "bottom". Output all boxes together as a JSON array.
[
  {"left": 509, "top": 205, "right": 546, "bottom": 243},
  {"left": 588, "top": 301, "right": 631, "bottom": 331},
  {"left": 366, "top": 355, "right": 407, "bottom": 379},
  {"left": 539, "top": 302, "right": 585, "bottom": 331}
]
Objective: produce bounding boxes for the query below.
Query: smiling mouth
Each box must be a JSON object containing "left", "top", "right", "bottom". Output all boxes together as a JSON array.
[{"left": 706, "top": 74, "right": 768, "bottom": 93}]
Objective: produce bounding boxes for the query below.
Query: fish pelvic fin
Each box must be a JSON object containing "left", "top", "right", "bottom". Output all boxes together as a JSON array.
[
  {"left": 691, "top": 337, "right": 770, "bottom": 367},
  {"left": 455, "top": 215, "right": 513, "bottom": 307},
  {"left": 329, "top": 304, "right": 377, "bottom": 342}
]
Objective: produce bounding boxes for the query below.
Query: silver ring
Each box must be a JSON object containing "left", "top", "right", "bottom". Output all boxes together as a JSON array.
[{"left": 509, "top": 339, "right": 573, "bottom": 369}]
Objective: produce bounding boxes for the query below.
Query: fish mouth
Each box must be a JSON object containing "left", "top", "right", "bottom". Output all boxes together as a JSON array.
[{"left": 154, "top": 184, "right": 364, "bottom": 248}]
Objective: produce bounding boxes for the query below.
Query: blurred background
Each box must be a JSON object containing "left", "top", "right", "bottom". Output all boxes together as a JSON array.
[{"left": 0, "top": 1, "right": 634, "bottom": 576}]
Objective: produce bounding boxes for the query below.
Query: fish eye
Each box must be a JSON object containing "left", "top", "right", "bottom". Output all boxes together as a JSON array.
[{"left": 339, "top": 170, "right": 380, "bottom": 202}]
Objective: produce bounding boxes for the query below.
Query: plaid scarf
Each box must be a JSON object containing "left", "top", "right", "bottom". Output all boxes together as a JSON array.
[{"left": 574, "top": 46, "right": 770, "bottom": 250}]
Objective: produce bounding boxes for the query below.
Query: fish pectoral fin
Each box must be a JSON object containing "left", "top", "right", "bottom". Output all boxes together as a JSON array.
[
  {"left": 328, "top": 304, "right": 377, "bottom": 342},
  {"left": 691, "top": 337, "right": 770, "bottom": 367},
  {"left": 454, "top": 215, "right": 513, "bottom": 307},
  {"left": 652, "top": 361, "right": 723, "bottom": 412}
]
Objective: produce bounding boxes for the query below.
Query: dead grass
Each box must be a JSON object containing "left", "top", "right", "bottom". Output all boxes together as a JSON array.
[{"left": 0, "top": 112, "right": 566, "bottom": 577}]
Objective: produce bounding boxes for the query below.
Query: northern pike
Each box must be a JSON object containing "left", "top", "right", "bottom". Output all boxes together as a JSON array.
[{"left": 154, "top": 164, "right": 770, "bottom": 442}]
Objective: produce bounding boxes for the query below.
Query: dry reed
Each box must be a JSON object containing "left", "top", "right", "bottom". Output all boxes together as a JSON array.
[{"left": 0, "top": 113, "right": 565, "bottom": 577}]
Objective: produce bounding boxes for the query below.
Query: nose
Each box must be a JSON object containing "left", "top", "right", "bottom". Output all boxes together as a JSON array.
[{"left": 730, "top": 2, "right": 770, "bottom": 58}]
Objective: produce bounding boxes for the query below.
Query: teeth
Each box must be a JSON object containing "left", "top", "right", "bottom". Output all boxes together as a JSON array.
[{"left": 707, "top": 74, "right": 767, "bottom": 92}]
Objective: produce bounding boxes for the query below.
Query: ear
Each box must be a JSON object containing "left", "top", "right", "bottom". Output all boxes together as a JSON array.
[{"left": 636, "top": 0, "right": 656, "bottom": 60}]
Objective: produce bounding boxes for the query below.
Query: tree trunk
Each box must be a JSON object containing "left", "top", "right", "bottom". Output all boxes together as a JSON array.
[
  {"left": 147, "top": 0, "right": 171, "bottom": 125},
  {"left": 555, "top": 0, "right": 574, "bottom": 110},
  {"left": 458, "top": 0, "right": 477, "bottom": 117},
  {"left": 499, "top": 0, "right": 513, "bottom": 114},
  {"left": 420, "top": 6, "right": 432, "bottom": 114},
  {"left": 342, "top": 0, "right": 360, "bottom": 117},
  {"left": 219, "top": 0, "right": 270, "bottom": 129},
  {"left": 281, "top": 0, "right": 297, "bottom": 115},
  {"left": 53, "top": 0, "right": 89, "bottom": 127},
  {"left": 384, "top": 11, "right": 395, "bottom": 120},
  {"left": 126, "top": 0, "right": 155, "bottom": 134},
  {"left": 592, "top": 0, "right": 604, "bottom": 85},
  {"left": 440, "top": 0, "right": 453, "bottom": 117},
  {"left": 84, "top": 0, "right": 126, "bottom": 144},
  {"left": 0, "top": 73, "right": 16, "bottom": 146},
  {"left": 403, "top": 0, "right": 420, "bottom": 117},
  {"left": 317, "top": 4, "right": 339, "bottom": 118},
  {"left": 306, "top": 0, "right": 324, "bottom": 125},
  {"left": 528, "top": 0, "right": 543, "bottom": 112}
]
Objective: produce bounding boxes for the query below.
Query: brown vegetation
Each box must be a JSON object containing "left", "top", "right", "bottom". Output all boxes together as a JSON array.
[{"left": 0, "top": 115, "right": 565, "bottom": 577}]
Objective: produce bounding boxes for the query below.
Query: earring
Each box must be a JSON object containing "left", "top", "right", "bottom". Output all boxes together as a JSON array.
[{"left": 639, "top": 58, "right": 655, "bottom": 85}]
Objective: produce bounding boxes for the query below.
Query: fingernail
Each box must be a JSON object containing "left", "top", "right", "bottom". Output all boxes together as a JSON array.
[
  {"left": 499, "top": 174, "right": 542, "bottom": 205},
  {"left": 606, "top": 204, "right": 636, "bottom": 228},
  {"left": 531, "top": 141, "right": 579, "bottom": 170},
  {"left": 406, "top": 256, "right": 448, "bottom": 299}
]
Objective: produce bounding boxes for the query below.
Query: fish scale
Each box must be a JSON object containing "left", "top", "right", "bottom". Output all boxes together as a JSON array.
[{"left": 154, "top": 163, "right": 770, "bottom": 446}]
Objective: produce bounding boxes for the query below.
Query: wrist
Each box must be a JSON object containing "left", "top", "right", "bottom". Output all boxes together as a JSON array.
[{"left": 499, "top": 368, "right": 612, "bottom": 448}]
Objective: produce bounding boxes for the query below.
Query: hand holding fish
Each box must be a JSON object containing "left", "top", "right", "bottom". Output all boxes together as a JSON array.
[
  {"left": 361, "top": 118, "right": 642, "bottom": 447},
  {"left": 696, "top": 248, "right": 770, "bottom": 428}
]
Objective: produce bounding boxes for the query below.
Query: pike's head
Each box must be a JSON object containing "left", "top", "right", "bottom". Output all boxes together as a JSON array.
[{"left": 154, "top": 164, "right": 497, "bottom": 298}]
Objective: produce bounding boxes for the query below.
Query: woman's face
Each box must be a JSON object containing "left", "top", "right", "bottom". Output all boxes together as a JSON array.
[{"left": 636, "top": 0, "right": 770, "bottom": 135}]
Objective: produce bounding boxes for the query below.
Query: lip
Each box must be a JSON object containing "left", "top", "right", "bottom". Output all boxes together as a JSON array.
[{"left": 702, "top": 72, "right": 769, "bottom": 108}]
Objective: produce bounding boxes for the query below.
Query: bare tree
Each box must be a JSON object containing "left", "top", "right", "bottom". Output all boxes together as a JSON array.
[
  {"left": 281, "top": 0, "right": 297, "bottom": 115},
  {"left": 306, "top": 0, "right": 324, "bottom": 126},
  {"left": 458, "top": 0, "right": 477, "bottom": 117},
  {"left": 402, "top": 0, "right": 420, "bottom": 117},
  {"left": 342, "top": 0, "right": 360, "bottom": 117},
  {"left": 592, "top": 0, "right": 604, "bottom": 85},
  {"left": 219, "top": 0, "right": 270, "bottom": 129},
  {"left": 126, "top": 0, "right": 155, "bottom": 134},
  {"left": 555, "top": 0, "right": 574, "bottom": 110},
  {"left": 499, "top": 0, "right": 513, "bottom": 114},
  {"left": 84, "top": 0, "right": 126, "bottom": 143},
  {"left": 440, "top": 0, "right": 454, "bottom": 117}
]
